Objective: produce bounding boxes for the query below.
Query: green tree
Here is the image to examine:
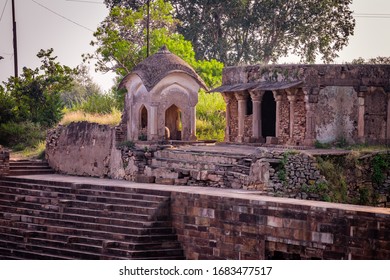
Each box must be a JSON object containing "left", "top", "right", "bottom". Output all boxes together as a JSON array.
[
  {"left": 61, "top": 64, "right": 103, "bottom": 108},
  {"left": 169, "top": 0, "right": 355, "bottom": 65},
  {"left": 351, "top": 56, "right": 390, "bottom": 64},
  {"left": 2, "top": 48, "right": 76, "bottom": 127},
  {"left": 87, "top": 0, "right": 223, "bottom": 87},
  {"left": 105, "top": 1, "right": 355, "bottom": 65}
]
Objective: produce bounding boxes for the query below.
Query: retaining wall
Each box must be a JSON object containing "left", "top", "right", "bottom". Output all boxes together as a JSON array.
[
  {"left": 0, "top": 146, "right": 10, "bottom": 176},
  {"left": 171, "top": 190, "right": 390, "bottom": 260}
]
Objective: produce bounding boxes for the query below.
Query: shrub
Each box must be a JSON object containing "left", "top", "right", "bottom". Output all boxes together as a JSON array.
[
  {"left": 196, "top": 90, "right": 226, "bottom": 141},
  {"left": 0, "top": 121, "right": 45, "bottom": 150},
  {"left": 72, "top": 93, "right": 118, "bottom": 114}
]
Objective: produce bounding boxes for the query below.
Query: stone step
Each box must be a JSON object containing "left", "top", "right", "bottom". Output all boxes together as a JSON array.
[
  {"left": 0, "top": 180, "right": 170, "bottom": 202},
  {"left": 0, "top": 177, "right": 171, "bottom": 197},
  {"left": 156, "top": 149, "right": 245, "bottom": 163},
  {"left": 0, "top": 220, "right": 179, "bottom": 243},
  {"left": 8, "top": 160, "right": 55, "bottom": 176},
  {"left": 0, "top": 205, "right": 171, "bottom": 228},
  {"left": 0, "top": 226, "right": 180, "bottom": 250},
  {"left": 0, "top": 239, "right": 126, "bottom": 260},
  {"left": 9, "top": 160, "right": 50, "bottom": 166},
  {"left": 0, "top": 246, "right": 72, "bottom": 260},
  {"left": 0, "top": 212, "right": 175, "bottom": 236},
  {"left": 9, "top": 169, "right": 55, "bottom": 176},
  {"left": 0, "top": 187, "right": 164, "bottom": 208},
  {"left": 0, "top": 231, "right": 183, "bottom": 259}
]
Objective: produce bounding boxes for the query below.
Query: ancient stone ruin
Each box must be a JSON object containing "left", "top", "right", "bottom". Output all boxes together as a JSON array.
[
  {"left": 213, "top": 64, "right": 390, "bottom": 146},
  {"left": 117, "top": 46, "right": 207, "bottom": 142}
]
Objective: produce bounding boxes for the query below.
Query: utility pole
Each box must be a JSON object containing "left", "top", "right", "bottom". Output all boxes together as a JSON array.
[
  {"left": 146, "top": 0, "right": 150, "bottom": 57},
  {"left": 12, "top": 0, "right": 18, "bottom": 77}
]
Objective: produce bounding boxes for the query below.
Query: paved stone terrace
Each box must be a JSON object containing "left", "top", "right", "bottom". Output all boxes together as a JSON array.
[{"left": 9, "top": 174, "right": 390, "bottom": 215}]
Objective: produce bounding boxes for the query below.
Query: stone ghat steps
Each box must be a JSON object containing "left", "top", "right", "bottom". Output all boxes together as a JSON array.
[
  {"left": 150, "top": 149, "right": 255, "bottom": 188},
  {"left": 2, "top": 176, "right": 171, "bottom": 197},
  {"left": 0, "top": 179, "right": 168, "bottom": 203},
  {"left": 9, "top": 160, "right": 55, "bottom": 176},
  {"left": 0, "top": 233, "right": 183, "bottom": 260},
  {"left": 0, "top": 178, "right": 184, "bottom": 260}
]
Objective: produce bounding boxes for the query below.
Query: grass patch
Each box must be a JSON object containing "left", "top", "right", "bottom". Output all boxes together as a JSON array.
[
  {"left": 60, "top": 108, "right": 121, "bottom": 126},
  {"left": 12, "top": 141, "right": 46, "bottom": 160}
]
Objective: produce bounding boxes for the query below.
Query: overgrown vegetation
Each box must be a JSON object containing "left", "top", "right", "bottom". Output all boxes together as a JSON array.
[
  {"left": 0, "top": 49, "right": 76, "bottom": 151},
  {"left": 196, "top": 90, "right": 225, "bottom": 141},
  {"left": 371, "top": 154, "right": 390, "bottom": 186}
]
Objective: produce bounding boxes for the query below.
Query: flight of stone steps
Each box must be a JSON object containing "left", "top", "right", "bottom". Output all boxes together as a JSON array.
[
  {"left": 150, "top": 148, "right": 254, "bottom": 188},
  {"left": 0, "top": 177, "right": 184, "bottom": 260},
  {"left": 9, "top": 160, "right": 55, "bottom": 176}
]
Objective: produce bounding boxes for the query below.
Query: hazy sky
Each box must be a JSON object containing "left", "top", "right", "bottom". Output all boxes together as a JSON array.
[{"left": 0, "top": 0, "right": 390, "bottom": 92}]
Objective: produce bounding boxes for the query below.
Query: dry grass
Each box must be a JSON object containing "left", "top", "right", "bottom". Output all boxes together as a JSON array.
[{"left": 60, "top": 108, "right": 122, "bottom": 126}]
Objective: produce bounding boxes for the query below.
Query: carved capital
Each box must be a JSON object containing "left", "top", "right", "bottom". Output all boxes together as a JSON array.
[
  {"left": 234, "top": 91, "right": 250, "bottom": 101},
  {"left": 249, "top": 90, "right": 264, "bottom": 102},
  {"left": 272, "top": 90, "right": 283, "bottom": 102}
]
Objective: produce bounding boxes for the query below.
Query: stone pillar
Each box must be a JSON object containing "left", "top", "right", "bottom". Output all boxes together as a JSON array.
[
  {"left": 189, "top": 105, "right": 197, "bottom": 141},
  {"left": 272, "top": 90, "right": 283, "bottom": 138},
  {"left": 286, "top": 89, "right": 298, "bottom": 144},
  {"left": 234, "top": 92, "right": 249, "bottom": 143},
  {"left": 250, "top": 90, "right": 264, "bottom": 143},
  {"left": 357, "top": 88, "right": 367, "bottom": 142},
  {"left": 303, "top": 88, "right": 318, "bottom": 146},
  {"left": 222, "top": 93, "right": 232, "bottom": 142},
  {"left": 150, "top": 102, "right": 159, "bottom": 141}
]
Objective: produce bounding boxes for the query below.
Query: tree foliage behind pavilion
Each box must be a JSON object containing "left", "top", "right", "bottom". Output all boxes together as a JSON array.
[{"left": 104, "top": 0, "right": 356, "bottom": 65}]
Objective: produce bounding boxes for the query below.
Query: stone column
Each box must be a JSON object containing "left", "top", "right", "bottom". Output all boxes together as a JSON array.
[
  {"left": 286, "top": 89, "right": 298, "bottom": 144},
  {"left": 250, "top": 90, "right": 264, "bottom": 143},
  {"left": 234, "top": 92, "right": 249, "bottom": 143},
  {"left": 150, "top": 102, "right": 159, "bottom": 141},
  {"left": 357, "top": 88, "right": 367, "bottom": 142},
  {"left": 189, "top": 105, "right": 197, "bottom": 141},
  {"left": 222, "top": 93, "right": 232, "bottom": 142},
  {"left": 303, "top": 87, "right": 318, "bottom": 146},
  {"left": 272, "top": 90, "right": 283, "bottom": 138}
]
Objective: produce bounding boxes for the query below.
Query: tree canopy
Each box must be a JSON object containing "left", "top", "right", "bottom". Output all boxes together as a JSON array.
[
  {"left": 105, "top": 0, "right": 355, "bottom": 65},
  {"left": 0, "top": 49, "right": 76, "bottom": 127},
  {"left": 87, "top": 0, "right": 223, "bottom": 87}
]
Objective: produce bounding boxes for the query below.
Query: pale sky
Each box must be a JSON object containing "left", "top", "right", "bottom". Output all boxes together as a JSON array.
[{"left": 0, "top": 0, "right": 390, "bottom": 92}]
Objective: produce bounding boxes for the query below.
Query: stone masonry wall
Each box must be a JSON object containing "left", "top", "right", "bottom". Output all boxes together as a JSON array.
[
  {"left": 171, "top": 190, "right": 390, "bottom": 259},
  {"left": 0, "top": 146, "right": 10, "bottom": 176},
  {"left": 292, "top": 91, "right": 306, "bottom": 145},
  {"left": 46, "top": 122, "right": 114, "bottom": 177},
  {"left": 278, "top": 95, "right": 290, "bottom": 145}
]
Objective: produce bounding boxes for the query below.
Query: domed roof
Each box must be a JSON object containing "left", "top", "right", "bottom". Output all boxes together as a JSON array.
[{"left": 119, "top": 46, "right": 208, "bottom": 91}]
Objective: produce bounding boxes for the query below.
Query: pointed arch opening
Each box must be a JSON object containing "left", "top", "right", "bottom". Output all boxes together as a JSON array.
[
  {"left": 165, "top": 104, "right": 182, "bottom": 140},
  {"left": 139, "top": 105, "right": 148, "bottom": 140}
]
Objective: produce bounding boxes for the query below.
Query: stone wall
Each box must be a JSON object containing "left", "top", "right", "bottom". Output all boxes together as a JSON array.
[
  {"left": 171, "top": 190, "right": 390, "bottom": 259},
  {"left": 46, "top": 122, "right": 115, "bottom": 177},
  {"left": 0, "top": 146, "right": 10, "bottom": 176}
]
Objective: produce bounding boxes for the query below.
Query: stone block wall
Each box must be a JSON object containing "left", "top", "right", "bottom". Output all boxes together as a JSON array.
[
  {"left": 265, "top": 151, "right": 323, "bottom": 199},
  {"left": 171, "top": 191, "right": 390, "bottom": 260},
  {"left": 0, "top": 146, "right": 10, "bottom": 176},
  {"left": 46, "top": 122, "right": 115, "bottom": 178}
]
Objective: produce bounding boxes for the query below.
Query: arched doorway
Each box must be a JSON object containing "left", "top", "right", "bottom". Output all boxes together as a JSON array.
[
  {"left": 165, "top": 104, "right": 182, "bottom": 140},
  {"left": 139, "top": 105, "right": 148, "bottom": 140},
  {"left": 262, "top": 91, "right": 276, "bottom": 137}
]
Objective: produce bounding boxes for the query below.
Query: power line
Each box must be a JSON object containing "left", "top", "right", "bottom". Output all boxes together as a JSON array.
[
  {"left": 31, "top": 0, "right": 94, "bottom": 32},
  {"left": 0, "top": 0, "right": 9, "bottom": 23}
]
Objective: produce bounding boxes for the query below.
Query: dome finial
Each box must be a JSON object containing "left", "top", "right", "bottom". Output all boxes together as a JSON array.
[{"left": 157, "top": 45, "right": 170, "bottom": 54}]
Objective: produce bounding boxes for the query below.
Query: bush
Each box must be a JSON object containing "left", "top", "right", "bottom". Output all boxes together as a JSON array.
[
  {"left": 196, "top": 90, "right": 226, "bottom": 141},
  {"left": 72, "top": 93, "right": 118, "bottom": 114},
  {"left": 0, "top": 121, "right": 46, "bottom": 150}
]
